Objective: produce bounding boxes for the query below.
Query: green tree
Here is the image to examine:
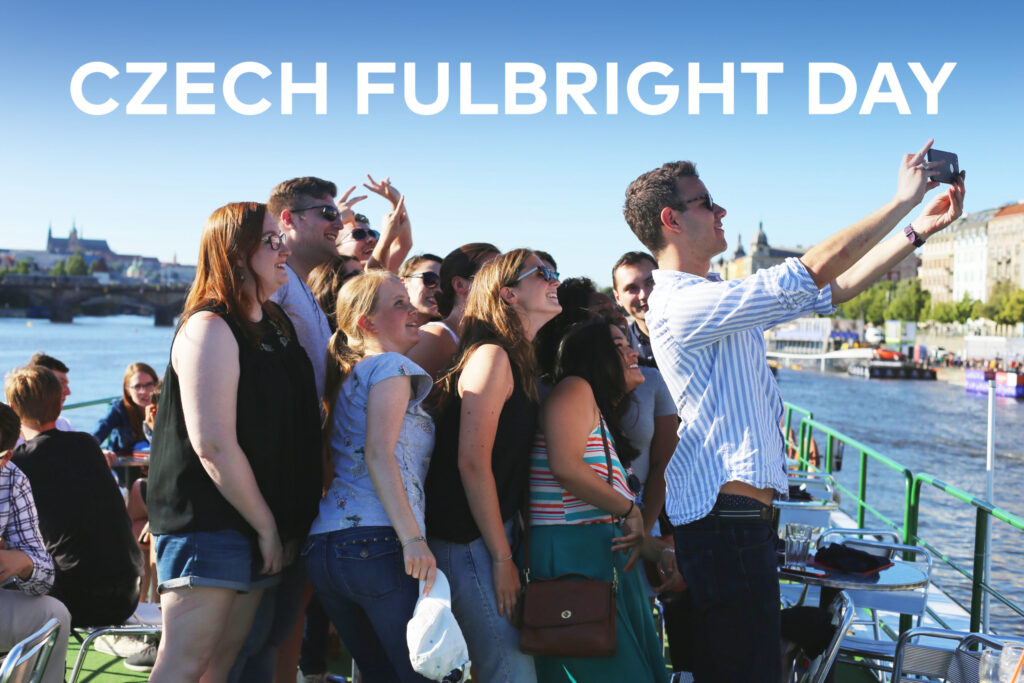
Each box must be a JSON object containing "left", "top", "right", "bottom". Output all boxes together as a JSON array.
[
  {"left": 929, "top": 301, "right": 956, "bottom": 323},
  {"left": 66, "top": 250, "right": 88, "bottom": 276},
  {"left": 49, "top": 260, "right": 67, "bottom": 276},
  {"left": 997, "top": 289, "right": 1024, "bottom": 325},
  {"left": 14, "top": 258, "right": 33, "bottom": 274},
  {"left": 885, "top": 278, "right": 927, "bottom": 322},
  {"left": 954, "top": 293, "right": 974, "bottom": 323}
]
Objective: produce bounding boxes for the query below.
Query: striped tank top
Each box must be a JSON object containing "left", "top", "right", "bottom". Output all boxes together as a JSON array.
[{"left": 529, "top": 415, "right": 633, "bottom": 526}]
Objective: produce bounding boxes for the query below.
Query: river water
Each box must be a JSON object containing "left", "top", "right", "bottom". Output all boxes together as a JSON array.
[{"left": 2, "top": 316, "right": 1022, "bottom": 633}]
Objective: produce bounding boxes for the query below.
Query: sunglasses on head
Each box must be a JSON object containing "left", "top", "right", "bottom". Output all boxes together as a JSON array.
[
  {"left": 406, "top": 271, "right": 440, "bottom": 287},
  {"left": 291, "top": 204, "right": 341, "bottom": 222},
  {"left": 515, "top": 265, "right": 560, "bottom": 283},
  {"left": 260, "top": 232, "right": 286, "bottom": 251},
  {"left": 342, "top": 227, "right": 380, "bottom": 243},
  {"left": 673, "top": 192, "right": 714, "bottom": 212}
]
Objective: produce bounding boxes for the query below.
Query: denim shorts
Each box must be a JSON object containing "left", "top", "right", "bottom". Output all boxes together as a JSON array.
[{"left": 156, "top": 528, "right": 281, "bottom": 594}]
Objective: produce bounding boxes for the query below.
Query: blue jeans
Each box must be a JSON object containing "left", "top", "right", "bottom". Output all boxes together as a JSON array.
[
  {"left": 226, "top": 559, "right": 306, "bottom": 683},
  {"left": 428, "top": 518, "right": 536, "bottom": 683},
  {"left": 673, "top": 510, "right": 781, "bottom": 682},
  {"left": 304, "top": 527, "right": 430, "bottom": 683}
]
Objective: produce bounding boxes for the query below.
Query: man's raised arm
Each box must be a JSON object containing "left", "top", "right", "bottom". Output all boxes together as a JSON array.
[
  {"left": 800, "top": 139, "right": 945, "bottom": 289},
  {"left": 831, "top": 174, "right": 965, "bottom": 304}
]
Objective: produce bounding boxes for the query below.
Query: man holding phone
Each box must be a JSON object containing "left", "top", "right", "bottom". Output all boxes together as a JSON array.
[{"left": 622, "top": 140, "right": 964, "bottom": 681}]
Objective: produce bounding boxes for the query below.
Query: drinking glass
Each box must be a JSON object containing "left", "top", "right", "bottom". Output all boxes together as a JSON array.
[
  {"left": 979, "top": 649, "right": 1001, "bottom": 683},
  {"left": 999, "top": 644, "right": 1024, "bottom": 683},
  {"left": 784, "top": 523, "right": 813, "bottom": 568}
]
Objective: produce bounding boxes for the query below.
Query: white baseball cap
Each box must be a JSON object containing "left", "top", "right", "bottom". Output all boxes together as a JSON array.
[{"left": 406, "top": 569, "right": 470, "bottom": 681}]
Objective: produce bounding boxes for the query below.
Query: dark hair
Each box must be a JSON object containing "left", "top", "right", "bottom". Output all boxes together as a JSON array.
[
  {"left": 267, "top": 177, "right": 338, "bottom": 220},
  {"left": 28, "top": 352, "right": 69, "bottom": 374},
  {"left": 623, "top": 161, "right": 699, "bottom": 254},
  {"left": 352, "top": 213, "right": 370, "bottom": 226},
  {"left": 534, "top": 277, "right": 600, "bottom": 381},
  {"left": 435, "top": 243, "right": 500, "bottom": 317},
  {"left": 611, "top": 251, "right": 658, "bottom": 289},
  {"left": 398, "top": 253, "right": 443, "bottom": 278},
  {"left": 0, "top": 402, "right": 20, "bottom": 452},
  {"left": 554, "top": 320, "right": 638, "bottom": 465},
  {"left": 307, "top": 255, "right": 362, "bottom": 330},
  {"left": 534, "top": 250, "right": 557, "bottom": 271}
]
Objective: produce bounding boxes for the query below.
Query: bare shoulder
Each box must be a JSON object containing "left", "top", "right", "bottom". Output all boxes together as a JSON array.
[
  {"left": 172, "top": 311, "right": 237, "bottom": 365},
  {"left": 459, "top": 344, "right": 513, "bottom": 398},
  {"left": 541, "top": 376, "right": 599, "bottom": 435}
]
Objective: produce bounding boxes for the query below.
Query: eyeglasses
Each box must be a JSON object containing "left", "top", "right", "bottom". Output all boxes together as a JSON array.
[
  {"left": 674, "top": 192, "right": 714, "bottom": 212},
  {"left": 515, "top": 265, "right": 560, "bottom": 283},
  {"left": 353, "top": 213, "right": 369, "bottom": 225},
  {"left": 291, "top": 205, "right": 341, "bottom": 222},
  {"left": 340, "top": 227, "right": 380, "bottom": 243},
  {"left": 260, "top": 232, "right": 286, "bottom": 251},
  {"left": 406, "top": 271, "right": 440, "bottom": 287},
  {"left": 130, "top": 381, "right": 156, "bottom": 392}
]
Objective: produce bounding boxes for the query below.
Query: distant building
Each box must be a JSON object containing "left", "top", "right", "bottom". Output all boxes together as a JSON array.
[
  {"left": 919, "top": 228, "right": 955, "bottom": 303},
  {"left": 712, "top": 221, "right": 918, "bottom": 285},
  {"left": 46, "top": 223, "right": 113, "bottom": 256},
  {"left": 712, "top": 222, "right": 805, "bottom": 280},
  {"left": 1, "top": 223, "right": 186, "bottom": 283},
  {"left": 987, "top": 203, "right": 1024, "bottom": 295},
  {"left": 918, "top": 202, "right": 1024, "bottom": 306}
]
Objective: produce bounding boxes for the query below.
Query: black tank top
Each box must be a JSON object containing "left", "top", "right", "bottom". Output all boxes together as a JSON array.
[
  {"left": 425, "top": 354, "right": 537, "bottom": 543},
  {"left": 148, "top": 304, "right": 322, "bottom": 542}
]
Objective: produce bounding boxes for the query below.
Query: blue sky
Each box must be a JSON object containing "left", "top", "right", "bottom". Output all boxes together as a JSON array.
[{"left": 1, "top": 0, "right": 1021, "bottom": 286}]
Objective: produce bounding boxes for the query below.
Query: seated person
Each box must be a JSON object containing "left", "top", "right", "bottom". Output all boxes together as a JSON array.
[
  {"left": 0, "top": 401, "right": 71, "bottom": 683},
  {"left": 6, "top": 366, "right": 143, "bottom": 627},
  {"left": 91, "top": 362, "right": 159, "bottom": 455},
  {"left": 14, "top": 353, "right": 73, "bottom": 448}
]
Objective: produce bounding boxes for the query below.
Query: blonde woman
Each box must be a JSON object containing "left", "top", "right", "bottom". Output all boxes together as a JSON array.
[
  {"left": 424, "top": 249, "right": 561, "bottom": 683},
  {"left": 304, "top": 270, "right": 436, "bottom": 682}
]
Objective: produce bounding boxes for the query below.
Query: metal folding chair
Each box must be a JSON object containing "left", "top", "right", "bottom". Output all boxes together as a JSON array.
[
  {"left": 0, "top": 617, "right": 62, "bottom": 683},
  {"left": 892, "top": 626, "right": 1024, "bottom": 683},
  {"left": 833, "top": 540, "right": 933, "bottom": 675},
  {"left": 67, "top": 601, "right": 162, "bottom": 683},
  {"left": 804, "top": 592, "right": 854, "bottom": 683}
]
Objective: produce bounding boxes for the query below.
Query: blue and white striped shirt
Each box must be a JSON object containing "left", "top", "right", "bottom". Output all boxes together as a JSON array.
[{"left": 647, "top": 258, "right": 834, "bottom": 525}]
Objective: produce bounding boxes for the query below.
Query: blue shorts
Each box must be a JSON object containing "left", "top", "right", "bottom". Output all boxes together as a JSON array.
[{"left": 156, "top": 529, "right": 281, "bottom": 594}]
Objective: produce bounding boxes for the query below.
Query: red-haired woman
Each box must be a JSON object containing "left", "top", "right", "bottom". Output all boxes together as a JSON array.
[{"left": 147, "top": 202, "right": 321, "bottom": 683}]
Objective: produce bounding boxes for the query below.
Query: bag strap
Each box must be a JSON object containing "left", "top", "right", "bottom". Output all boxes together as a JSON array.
[{"left": 524, "top": 412, "right": 620, "bottom": 586}]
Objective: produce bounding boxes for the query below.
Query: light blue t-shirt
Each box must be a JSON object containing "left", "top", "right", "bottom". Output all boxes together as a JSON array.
[{"left": 309, "top": 352, "right": 435, "bottom": 537}]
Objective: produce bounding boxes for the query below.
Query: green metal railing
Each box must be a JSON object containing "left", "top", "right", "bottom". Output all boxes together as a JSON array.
[
  {"left": 64, "top": 397, "right": 119, "bottom": 411},
  {"left": 783, "top": 401, "right": 1024, "bottom": 634}
]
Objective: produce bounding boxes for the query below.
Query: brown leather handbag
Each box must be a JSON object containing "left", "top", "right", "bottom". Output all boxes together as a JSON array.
[{"left": 519, "top": 420, "right": 619, "bottom": 658}]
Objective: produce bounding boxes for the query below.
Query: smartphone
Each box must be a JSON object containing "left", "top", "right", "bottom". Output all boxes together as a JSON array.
[{"left": 926, "top": 148, "right": 960, "bottom": 184}]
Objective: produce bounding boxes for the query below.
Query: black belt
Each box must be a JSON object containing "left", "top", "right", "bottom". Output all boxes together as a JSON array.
[{"left": 706, "top": 505, "right": 780, "bottom": 526}]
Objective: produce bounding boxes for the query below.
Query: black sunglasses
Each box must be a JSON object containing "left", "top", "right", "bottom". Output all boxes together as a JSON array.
[
  {"left": 291, "top": 205, "right": 341, "bottom": 222},
  {"left": 260, "top": 232, "right": 286, "bottom": 251},
  {"left": 406, "top": 271, "right": 440, "bottom": 287},
  {"left": 341, "top": 227, "right": 380, "bottom": 243},
  {"left": 673, "top": 192, "right": 714, "bottom": 212},
  {"left": 515, "top": 265, "right": 560, "bottom": 283}
]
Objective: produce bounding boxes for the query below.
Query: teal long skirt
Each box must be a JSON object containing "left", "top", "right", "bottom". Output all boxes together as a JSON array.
[{"left": 526, "top": 524, "right": 669, "bottom": 683}]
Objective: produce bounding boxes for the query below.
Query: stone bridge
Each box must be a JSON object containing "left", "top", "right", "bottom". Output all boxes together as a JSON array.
[{"left": 0, "top": 274, "right": 189, "bottom": 325}]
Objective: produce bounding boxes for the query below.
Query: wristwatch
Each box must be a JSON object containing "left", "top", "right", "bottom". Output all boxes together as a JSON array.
[{"left": 904, "top": 224, "right": 926, "bottom": 247}]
